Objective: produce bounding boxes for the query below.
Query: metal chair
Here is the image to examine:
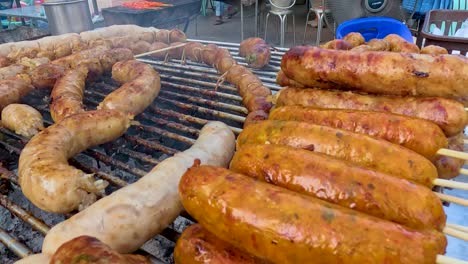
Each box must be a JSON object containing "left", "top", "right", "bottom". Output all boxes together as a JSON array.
[
  {"left": 303, "top": 0, "right": 334, "bottom": 45},
  {"left": 264, "top": 0, "right": 296, "bottom": 47}
]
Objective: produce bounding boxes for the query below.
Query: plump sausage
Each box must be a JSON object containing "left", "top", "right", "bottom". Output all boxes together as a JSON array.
[
  {"left": 98, "top": 60, "right": 160, "bottom": 117},
  {"left": 149, "top": 42, "right": 169, "bottom": 60},
  {"left": 342, "top": 32, "right": 365, "bottom": 47},
  {"left": 0, "top": 75, "right": 33, "bottom": 111},
  {"left": 239, "top": 37, "right": 271, "bottom": 68},
  {"left": 18, "top": 110, "right": 131, "bottom": 213},
  {"left": 98, "top": 48, "right": 134, "bottom": 72},
  {"left": 421, "top": 45, "right": 448, "bottom": 55},
  {"left": 230, "top": 144, "right": 446, "bottom": 230},
  {"left": 1, "top": 104, "right": 43, "bottom": 137},
  {"left": 179, "top": 165, "right": 447, "bottom": 264},
  {"left": 320, "top": 39, "right": 353, "bottom": 50},
  {"left": 50, "top": 65, "right": 88, "bottom": 122},
  {"left": 432, "top": 134, "right": 465, "bottom": 180},
  {"left": 237, "top": 120, "right": 438, "bottom": 187},
  {"left": 169, "top": 28, "right": 187, "bottom": 43},
  {"left": 367, "top": 38, "right": 390, "bottom": 51},
  {"left": 13, "top": 254, "right": 50, "bottom": 264},
  {"left": 384, "top": 34, "right": 420, "bottom": 53},
  {"left": 269, "top": 106, "right": 448, "bottom": 158},
  {"left": 50, "top": 236, "right": 150, "bottom": 264},
  {"left": 174, "top": 224, "right": 265, "bottom": 264},
  {"left": 131, "top": 40, "right": 152, "bottom": 55},
  {"left": 30, "top": 63, "right": 66, "bottom": 89},
  {"left": 42, "top": 121, "right": 235, "bottom": 255},
  {"left": 274, "top": 87, "right": 468, "bottom": 137},
  {"left": 276, "top": 70, "right": 305, "bottom": 87},
  {"left": 281, "top": 46, "right": 468, "bottom": 104}
]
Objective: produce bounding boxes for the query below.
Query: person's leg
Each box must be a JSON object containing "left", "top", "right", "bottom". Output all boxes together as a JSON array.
[{"left": 214, "top": 0, "right": 224, "bottom": 24}]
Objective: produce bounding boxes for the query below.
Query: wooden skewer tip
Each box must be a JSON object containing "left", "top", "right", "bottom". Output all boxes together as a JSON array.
[
  {"left": 436, "top": 148, "right": 468, "bottom": 161},
  {"left": 435, "top": 192, "right": 468, "bottom": 207},
  {"left": 134, "top": 42, "right": 188, "bottom": 58},
  {"left": 433, "top": 178, "right": 468, "bottom": 191},
  {"left": 437, "top": 254, "right": 468, "bottom": 264}
]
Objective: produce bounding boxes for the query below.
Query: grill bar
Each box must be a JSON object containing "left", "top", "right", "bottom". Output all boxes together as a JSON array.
[
  {"left": 160, "top": 78, "right": 243, "bottom": 101},
  {"left": 0, "top": 195, "right": 50, "bottom": 235},
  {"left": 119, "top": 149, "right": 161, "bottom": 166},
  {"left": 125, "top": 135, "right": 179, "bottom": 156},
  {"left": 0, "top": 228, "right": 32, "bottom": 258},
  {"left": 136, "top": 124, "right": 196, "bottom": 145},
  {"left": 139, "top": 113, "right": 200, "bottom": 137},
  {"left": 86, "top": 149, "right": 148, "bottom": 178}
]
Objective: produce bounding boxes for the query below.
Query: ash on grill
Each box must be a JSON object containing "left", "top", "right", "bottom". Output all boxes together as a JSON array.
[{"left": 0, "top": 40, "right": 285, "bottom": 264}]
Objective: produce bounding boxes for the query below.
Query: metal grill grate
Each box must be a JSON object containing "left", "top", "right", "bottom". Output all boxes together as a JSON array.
[{"left": 0, "top": 40, "right": 287, "bottom": 263}]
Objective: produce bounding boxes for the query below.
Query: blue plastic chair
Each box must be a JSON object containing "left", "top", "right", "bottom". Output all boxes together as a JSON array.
[{"left": 336, "top": 17, "right": 414, "bottom": 43}]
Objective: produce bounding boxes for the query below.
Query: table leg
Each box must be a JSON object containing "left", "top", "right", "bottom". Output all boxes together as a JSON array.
[
  {"left": 254, "top": 0, "right": 258, "bottom": 36},
  {"left": 14, "top": 0, "right": 26, "bottom": 26},
  {"left": 240, "top": 1, "right": 244, "bottom": 40}
]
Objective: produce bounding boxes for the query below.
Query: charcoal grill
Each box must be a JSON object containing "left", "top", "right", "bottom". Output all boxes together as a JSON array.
[{"left": 0, "top": 39, "right": 287, "bottom": 264}]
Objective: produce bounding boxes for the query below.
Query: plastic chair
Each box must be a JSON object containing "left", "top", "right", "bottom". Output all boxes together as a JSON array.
[
  {"left": 303, "top": 0, "right": 334, "bottom": 45},
  {"left": 264, "top": 0, "right": 296, "bottom": 47}
]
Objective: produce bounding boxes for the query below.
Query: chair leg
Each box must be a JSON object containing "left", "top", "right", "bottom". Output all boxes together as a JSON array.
[
  {"left": 292, "top": 14, "right": 295, "bottom": 46},
  {"left": 303, "top": 10, "right": 311, "bottom": 44},
  {"left": 316, "top": 11, "right": 323, "bottom": 46},
  {"left": 264, "top": 13, "right": 270, "bottom": 42},
  {"left": 280, "top": 14, "right": 286, "bottom": 47}
]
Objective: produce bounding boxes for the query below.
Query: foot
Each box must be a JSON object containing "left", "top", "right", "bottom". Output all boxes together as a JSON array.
[
  {"left": 214, "top": 16, "right": 224, "bottom": 25},
  {"left": 226, "top": 7, "right": 238, "bottom": 19}
]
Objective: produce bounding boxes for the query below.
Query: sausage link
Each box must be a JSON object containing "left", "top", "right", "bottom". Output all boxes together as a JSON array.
[
  {"left": 432, "top": 134, "right": 465, "bottom": 180},
  {"left": 18, "top": 110, "right": 131, "bottom": 213},
  {"left": 0, "top": 75, "right": 33, "bottom": 111},
  {"left": 98, "top": 60, "right": 160, "bottom": 117},
  {"left": 174, "top": 224, "right": 265, "bottom": 264},
  {"left": 50, "top": 65, "right": 88, "bottom": 122},
  {"left": 281, "top": 46, "right": 468, "bottom": 104},
  {"left": 320, "top": 39, "right": 353, "bottom": 50},
  {"left": 237, "top": 120, "right": 438, "bottom": 187},
  {"left": 274, "top": 87, "right": 468, "bottom": 136},
  {"left": 30, "top": 63, "right": 66, "bottom": 89},
  {"left": 269, "top": 106, "right": 447, "bottom": 158},
  {"left": 421, "top": 45, "right": 448, "bottom": 55},
  {"left": 1, "top": 104, "right": 43, "bottom": 138},
  {"left": 230, "top": 144, "right": 446, "bottom": 230},
  {"left": 384, "top": 34, "right": 420, "bottom": 53},
  {"left": 239, "top": 37, "right": 271, "bottom": 69},
  {"left": 276, "top": 70, "right": 304, "bottom": 87},
  {"left": 179, "top": 165, "right": 447, "bottom": 264},
  {"left": 342, "top": 32, "right": 365, "bottom": 47}
]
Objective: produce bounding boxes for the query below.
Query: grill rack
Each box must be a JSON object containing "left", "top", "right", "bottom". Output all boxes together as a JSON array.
[{"left": 0, "top": 40, "right": 287, "bottom": 263}]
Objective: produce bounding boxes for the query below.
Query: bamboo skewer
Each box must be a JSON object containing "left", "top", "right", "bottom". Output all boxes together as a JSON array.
[
  {"left": 435, "top": 192, "right": 468, "bottom": 206},
  {"left": 443, "top": 226, "right": 468, "bottom": 241},
  {"left": 434, "top": 179, "right": 468, "bottom": 191},
  {"left": 463, "top": 139, "right": 468, "bottom": 144},
  {"left": 437, "top": 254, "right": 468, "bottom": 264},
  {"left": 134, "top": 43, "right": 187, "bottom": 58},
  {"left": 446, "top": 223, "right": 468, "bottom": 233},
  {"left": 437, "top": 149, "right": 468, "bottom": 161}
]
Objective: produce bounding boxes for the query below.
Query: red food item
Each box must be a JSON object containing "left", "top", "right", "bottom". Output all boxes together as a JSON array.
[{"left": 122, "top": 1, "right": 169, "bottom": 9}]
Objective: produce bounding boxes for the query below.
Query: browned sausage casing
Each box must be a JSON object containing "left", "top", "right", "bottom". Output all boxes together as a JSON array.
[
  {"left": 30, "top": 63, "right": 66, "bottom": 89},
  {"left": 50, "top": 65, "right": 88, "bottom": 122},
  {"left": 179, "top": 165, "right": 447, "bottom": 264},
  {"left": 269, "top": 105, "right": 447, "bottom": 158},
  {"left": 50, "top": 236, "right": 150, "bottom": 264},
  {"left": 230, "top": 144, "right": 446, "bottom": 230},
  {"left": 276, "top": 70, "right": 305, "bottom": 87},
  {"left": 274, "top": 87, "right": 468, "bottom": 136},
  {"left": 421, "top": 45, "right": 448, "bottom": 55},
  {"left": 432, "top": 134, "right": 465, "bottom": 180},
  {"left": 0, "top": 75, "right": 33, "bottom": 111},
  {"left": 174, "top": 224, "right": 266, "bottom": 264},
  {"left": 342, "top": 32, "right": 365, "bottom": 47},
  {"left": 98, "top": 60, "right": 160, "bottom": 117},
  {"left": 281, "top": 46, "right": 468, "bottom": 104},
  {"left": 237, "top": 120, "right": 438, "bottom": 187},
  {"left": 384, "top": 34, "right": 420, "bottom": 53},
  {"left": 239, "top": 37, "right": 271, "bottom": 68},
  {"left": 320, "top": 39, "right": 353, "bottom": 50}
]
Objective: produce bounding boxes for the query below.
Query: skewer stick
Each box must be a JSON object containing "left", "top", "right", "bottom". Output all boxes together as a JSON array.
[
  {"left": 434, "top": 179, "right": 468, "bottom": 190},
  {"left": 437, "top": 148, "right": 468, "bottom": 161},
  {"left": 463, "top": 139, "right": 468, "bottom": 144},
  {"left": 435, "top": 192, "right": 468, "bottom": 206},
  {"left": 460, "top": 168, "right": 468, "bottom": 176},
  {"left": 446, "top": 223, "right": 468, "bottom": 233},
  {"left": 443, "top": 226, "right": 468, "bottom": 241},
  {"left": 437, "top": 255, "right": 468, "bottom": 264},
  {"left": 134, "top": 43, "right": 187, "bottom": 58},
  {"left": 465, "top": 108, "right": 468, "bottom": 111}
]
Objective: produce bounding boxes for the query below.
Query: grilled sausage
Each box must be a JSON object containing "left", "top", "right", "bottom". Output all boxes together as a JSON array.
[
  {"left": 149, "top": 42, "right": 169, "bottom": 60},
  {"left": 343, "top": 32, "right": 365, "bottom": 47},
  {"left": 50, "top": 65, "right": 88, "bottom": 122},
  {"left": 99, "top": 48, "right": 134, "bottom": 72},
  {"left": 18, "top": 110, "right": 131, "bottom": 213},
  {"left": 52, "top": 46, "right": 109, "bottom": 69},
  {"left": 269, "top": 106, "right": 448, "bottom": 158},
  {"left": 320, "top": 39, "right": 353, "bottom": 50},
  {"left": 181, "top": 42, "right": 204, "bottom": 63},
  {"left": 1, "top": 104, "right": 43, "bottom": 137},
  {"left": 169, "top": 28, "right": 187, "bottom": 43},
  {"left": 367, "top": 38, "right": 390, "bottom": 51},
  {"left": 50, "top": 236, "right": 150, "bottom": 264},
  {"left": 281, "top": 46, "right": 468, "bottom": 104},
  {"left": 179, "top": 165, "right": 447, "bottom": 264},
  {"left": 274, "top": 87, "right": 468, "bottom": 136},
  {"left": 13, "top": 254, "right": 50, "bottom": 264},
  {"left": 131, "top": 40, "right": 152, "bottom": 55},
  {"left": 421, "top": 45, "right": 448, "bottom": 55},
  {"left": 239, "top": 37, "right": 271, "bottom": 68},
  {"left": 384, "top": 34, "right": 420, "bottom": 53},
  {"left": 237, "top": 120, "right": 438, "bottom": 187},
  {"left": 230, "top": 144, "right": 446, "bottom": 230},
  {"left": 0, "top": 57, "right": 50, "bottom": 79},
  {"left": 174, "top": 224, "right": 266, "bottom": 264},
  {"left": 276, "top": 70, "right": 305, "bottom": 87},
  {"left": 42, "top": 121, "right": 235, "bottom": 255},
  {"left": 0, "top": 55, "right": 11, "bottom": 67},
  {"left": 30, "top": 63, "right": 66, "bottom": 89},
  {"left": 432, "top": 134, "right": 465, "bottom": 180},
  {"left": 98, "top": 60, "right": 160, "bottom": 117},
  {"left": 0, "top": 75, "right": 33, "bottom": 111}
]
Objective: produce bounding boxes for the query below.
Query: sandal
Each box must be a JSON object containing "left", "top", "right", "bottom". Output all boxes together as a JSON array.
[{"left": 214, "top": 19, "right": 224, "bottom": 25}]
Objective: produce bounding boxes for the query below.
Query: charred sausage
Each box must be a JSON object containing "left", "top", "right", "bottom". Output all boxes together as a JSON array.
[
  {"left": 230, "top": 144, "right": 446, "bottom": 230},
  {"left": 237, "top": 120, "right": 438, "bottom": 187},
  {"left": 98, "top": 60, "right": 160, "bottom": 117},
  {"left": 179, "top": 165, "right": 447, "bottom": 264},
  {"left": 1, "top": 104, "right": 43, "bottom": 138},
  {"left": 50, "top": 65, "right": 88, "bottom": 122},
  {"left": 281, "top": 46, "right": 468, "bottom": 104},
  {"left": 42, "top": 121, "right": 235, "bottom": 255},
  {"left": 174, "top": 224, "right": 265, "bottom": 264},
  {"left": 18, "top": 110, "right": 131, "bottom": 213},
  {"left": 269, "top": 106, "right": 448, "bottom": 158},
  {"left": 274, "top": 87, "right": 468, "bottom": 137}
]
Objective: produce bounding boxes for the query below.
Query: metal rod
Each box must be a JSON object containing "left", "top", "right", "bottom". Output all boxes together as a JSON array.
[
  {"left": 135, "top": 124, "right": 196, "bottom": 145},
  {"left": 86, "top": 149, "right": 148, "bottom": 178},
  {"left": 150, "top": 106, "right": 243, "bottom": 134},
  {"left": 0, "top": 195, "right": 50, "bottom": 235},
  {"left": 160, "top": 90, "right": 248, "bottom": 115},
  {"left": 118, "top": 149, "right": 160, "bottom": 166},
  {"left": 187, "top": 38, "right": 290, "bottom": 53},
  {"left": 0, "top": 165, "right": 18, "bottom": 185},
  {"left": 139, "top": 113, "right": 200, "bottom": 137},
  {"left": 125, "top": 135, "right": 179, "bottom": 156},
  {"left": 159, "top": 77, "right": 243, "bottom": 101},
  {"left": 158, "top": 97, "right": 246, "bottom": 123},
  {"left": 0, "top": 227, "right": 32, "bottom": 258}
]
